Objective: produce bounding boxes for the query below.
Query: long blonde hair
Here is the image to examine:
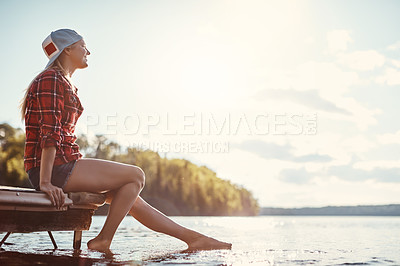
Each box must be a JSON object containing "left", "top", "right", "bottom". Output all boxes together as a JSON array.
[{"left": 19, "top": 47, "right": 76, "bottom": 122}]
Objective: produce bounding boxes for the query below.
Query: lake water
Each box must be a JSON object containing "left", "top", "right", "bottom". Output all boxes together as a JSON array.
[{"left": 0, "top": 216, "right": 399, "bottom": 265}]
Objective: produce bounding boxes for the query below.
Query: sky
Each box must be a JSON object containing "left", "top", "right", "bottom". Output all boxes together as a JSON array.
[{"left": 1, "top": 0, "right": 400, "bottom": 207}]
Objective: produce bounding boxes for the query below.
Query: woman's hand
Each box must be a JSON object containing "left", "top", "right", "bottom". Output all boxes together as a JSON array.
[
  {"left": 39, "top": 146, "right": 64, "bottom": 209},
  {"left": 40, "top": 182, "right": 66, "bottom": 209}
]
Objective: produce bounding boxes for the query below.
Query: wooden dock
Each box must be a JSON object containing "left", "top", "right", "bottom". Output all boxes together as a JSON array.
[{"left": 0, "top": 186, "right": 106, "bottom": 249}]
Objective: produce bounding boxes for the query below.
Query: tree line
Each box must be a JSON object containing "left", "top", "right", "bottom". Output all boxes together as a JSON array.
[{"left": 0, "top": 123, "right": 259, "bottom": 216}]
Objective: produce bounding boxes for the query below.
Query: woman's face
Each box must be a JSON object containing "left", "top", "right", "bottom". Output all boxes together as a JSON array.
[{"left": 69, "top": 39, "right": 91, "bottom": 69}]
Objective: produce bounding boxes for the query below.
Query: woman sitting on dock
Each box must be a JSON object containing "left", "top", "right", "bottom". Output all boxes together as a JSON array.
[{"left": 19, "top": 28, "right": 232, "bottom": 253}]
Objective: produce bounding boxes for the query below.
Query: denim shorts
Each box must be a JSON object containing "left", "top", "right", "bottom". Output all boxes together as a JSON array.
[{"left": 27, "top": 160, "right": 78, "bottom": 191}]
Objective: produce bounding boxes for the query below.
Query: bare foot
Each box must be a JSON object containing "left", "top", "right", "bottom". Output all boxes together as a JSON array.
[
  {"left": 186, "top": 235, "right": 232, "bottom": 251},
  {"left": 87, "top": 236, "right": 112, "bottom": 253}
]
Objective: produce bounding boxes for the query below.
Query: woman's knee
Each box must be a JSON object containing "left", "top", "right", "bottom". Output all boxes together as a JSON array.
[{"left": 128, "top": 165, "right": 145, "bottom": 189}]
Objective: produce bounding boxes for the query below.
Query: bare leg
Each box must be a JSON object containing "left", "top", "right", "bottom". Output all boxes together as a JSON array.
[
  {"left": 64, "top": 158, "right": 230, "bottom": 251},
  {"left": 130, "top": 197, "right": 232, "bottom": 250},
  {"left": 104, "top": 192, "right": 232, "bottom": 251},
  {"left": 63, "top": 158, "right": 145, "bottom": 252},
  {"left": 86, "top": 183, "right": 142, "bottom": 251}
]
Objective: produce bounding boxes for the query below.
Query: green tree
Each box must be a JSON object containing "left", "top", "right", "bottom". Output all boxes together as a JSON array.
[{"left": 0, "top": 123, "right": 30, "bottom": 187}]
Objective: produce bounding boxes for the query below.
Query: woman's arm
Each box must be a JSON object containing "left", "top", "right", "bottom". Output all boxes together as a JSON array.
[
  {"left": 39, "top": 146, "right": 66, "bottom": 209},
  {"left": 40, "top": 146, "right": 56, "bottom": 185},
  {"left": 35, "top": 71, "right": 66, "bottom": 209}
]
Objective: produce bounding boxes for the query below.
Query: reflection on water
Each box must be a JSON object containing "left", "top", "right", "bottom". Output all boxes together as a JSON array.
[
  {"left": 0, "top": 250, "right": 123, "bottom": 266},
  {"left": 1, "top": 216, "right": 400, "bottom": 265}
]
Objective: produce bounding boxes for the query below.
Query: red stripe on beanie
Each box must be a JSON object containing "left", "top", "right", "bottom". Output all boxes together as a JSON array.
[{"left": 44, "top": 42, "right": 57, "bottom": 57}]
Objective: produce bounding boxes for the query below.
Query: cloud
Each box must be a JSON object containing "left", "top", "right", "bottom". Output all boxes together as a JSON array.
[
  {"left": 377, "top": 130, "right": 400, "bottom": 145},
  {"left": 375, "top": 67, "right": 400, "bottom": 86},
  {"left": 293, "top": 153, "right": 332, "bottom": 163},
  {"left": 336, "top": 50, "right": 385, "bottom": 71},
  {"left": 253, "top": 61, "right": 381, "bottom": 131},
  {"left": 326, "top": 30, "right": 353, "bottom": 53},
  {"left": 291, "top": 61, "right": 360, "bottom": 98},
  {"left": 387, "top": 41, "right": 400, "bottom": 51},
  {"left": 328, "top": 164, "right": 400, "bottom": 183},
  {"left": 279, "top": 167, "right": 312, "bottom": 184},
  {"left": 255, "top": 89, "right": 351, "bottom": 115},
  {"left": 278, "top": 161, "right": 400, "bottom": 184},
  {"left": 330, "top": 97, "right": 381, "bottom": 131},
  {"left": 368, "top": 169, "right": 400, "bottom": 183},
  {"left": 354, "top": 160, "right": 400, "bottom": 171},
  {"left": 234, "top": 139, "right": 332, "bottom": 163},
  {"left": 390, "top": 59, "right": 400, "bottom": 68}
]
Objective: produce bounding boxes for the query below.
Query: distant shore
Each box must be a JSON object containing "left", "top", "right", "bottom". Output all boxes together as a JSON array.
[
  {"left": 96, "top": 204, "right": 400, "bottom": 216},
  {"left": 259, "top": 204, "right": 400, "bottom": 216}
]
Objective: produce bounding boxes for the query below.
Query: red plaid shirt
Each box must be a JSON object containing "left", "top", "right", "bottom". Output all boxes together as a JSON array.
[{"left": 24, "top": 68, "right": 84, "bottom": 172}]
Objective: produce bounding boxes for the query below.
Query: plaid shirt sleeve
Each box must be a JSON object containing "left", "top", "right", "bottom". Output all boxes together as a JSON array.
[{"left": 36, "top": 72, "right": 64, "bottom": 149}]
